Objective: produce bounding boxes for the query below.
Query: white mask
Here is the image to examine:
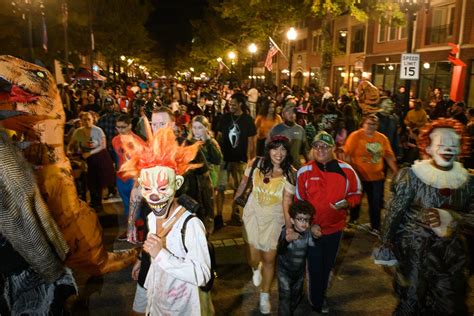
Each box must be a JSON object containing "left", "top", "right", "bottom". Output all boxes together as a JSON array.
[
  {"left": 425, "top": 128, "right": 460, "bottom": 169},
  {"left": 138, "top": 166, "right": 183, "bottom": 217}
]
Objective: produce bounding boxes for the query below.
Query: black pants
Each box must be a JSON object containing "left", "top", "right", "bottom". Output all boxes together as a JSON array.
[
  {"left": 256, "top": 138, "right": 266, "bottom": 157},
  {"left": 307, "top": 231, "right": 342, "bottom": 312},
  {"left": 350, "top": 179, "right": 385, "bottom": 230},
  {"left": 277, "top": 266, "right": 305, "bottom": 316}
]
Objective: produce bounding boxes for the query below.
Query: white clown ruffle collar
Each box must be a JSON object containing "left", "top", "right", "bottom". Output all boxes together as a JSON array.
[{"left": 412, "top": 159, "right": 468, "bottom": 189}]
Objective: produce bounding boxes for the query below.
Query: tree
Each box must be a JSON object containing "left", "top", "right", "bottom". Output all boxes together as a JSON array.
[{"left": 187, "top": 0, "right": 312, "bottom": 82}]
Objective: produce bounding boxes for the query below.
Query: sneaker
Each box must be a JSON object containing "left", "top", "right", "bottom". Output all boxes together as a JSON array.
[
  {"left": 369, "top": 228, "right": 381, "bottom": 239},
  {"left": 321, "top": 299, "right": 329, "bottom": 314},
  {"left": 372, "top": 246, "right": 398, "bottom": 266},
  {"left": 252, "top": 262, "right": 262, "bottom": 287},
  {"left": 259, "top": 292, "right": 271, "bottom": 314},
  {"left": 116, "top": 231, "right": 128, "bottom": 241}
]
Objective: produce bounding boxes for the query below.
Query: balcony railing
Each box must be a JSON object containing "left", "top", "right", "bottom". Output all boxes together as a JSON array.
[{"left": 425, "top": 23, "right": 454, "bottom": 45}]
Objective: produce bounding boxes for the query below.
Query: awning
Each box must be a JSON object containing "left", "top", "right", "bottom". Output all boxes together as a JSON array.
[{"left": 74, "top": 68, "right": 107, "bottom": 81}]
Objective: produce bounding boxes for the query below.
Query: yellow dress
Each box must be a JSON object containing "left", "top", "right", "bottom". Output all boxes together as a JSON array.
[{"left": 242, "top": 169, "right": 295, "bottom": 251}]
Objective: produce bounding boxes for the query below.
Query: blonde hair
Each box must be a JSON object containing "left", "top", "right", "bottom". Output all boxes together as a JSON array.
[{"left": 191, "top": 115, "right": 210, "bottom": 129}]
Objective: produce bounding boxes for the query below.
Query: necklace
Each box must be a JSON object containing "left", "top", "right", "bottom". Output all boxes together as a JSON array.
[
  {"left": 263, "top": 169, "right": 273, "bottom": 184},
  {"left": 231, "top": 113, "right": 241, "bottom": 125}
]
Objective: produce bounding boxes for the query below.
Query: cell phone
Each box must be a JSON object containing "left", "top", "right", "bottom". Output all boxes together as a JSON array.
[{"left": 334, "top": 199, "right": 348, "bottom": 209}]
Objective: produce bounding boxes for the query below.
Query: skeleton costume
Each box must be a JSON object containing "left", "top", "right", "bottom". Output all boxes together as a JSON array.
[
  {"left": 119, "top": 127, "right": 213, "bottom": 315},
  {"left": 381, "top": 118, "right": 474, "bottom": 315}
]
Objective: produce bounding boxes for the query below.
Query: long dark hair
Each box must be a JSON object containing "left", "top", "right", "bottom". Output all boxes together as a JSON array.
[
  {"left": 259, "top": 135, "right": 295, "bottom": 185},
  {"left": 258, "top": 98, "right": 277, "bottom": 119}
]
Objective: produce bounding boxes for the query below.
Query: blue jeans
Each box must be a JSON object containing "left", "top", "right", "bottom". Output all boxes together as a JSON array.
[
  {"left": 307, "top": 231, "right": 343, "bottom": 312},
  {"left": 116, "top": 177, "right": 134, "bottom": 220}
]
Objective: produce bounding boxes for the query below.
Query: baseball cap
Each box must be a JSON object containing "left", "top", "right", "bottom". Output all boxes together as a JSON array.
[
  {"left": 282, "top": 104, "right": 295, "bottom": 114},
  {"left": 312, "top": 131, "right": 335, "bottom": 147}
]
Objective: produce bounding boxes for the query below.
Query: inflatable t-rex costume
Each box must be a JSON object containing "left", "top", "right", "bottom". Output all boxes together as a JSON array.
[{"left": 0, "top": 55, "right": 136, "bottom": 275}]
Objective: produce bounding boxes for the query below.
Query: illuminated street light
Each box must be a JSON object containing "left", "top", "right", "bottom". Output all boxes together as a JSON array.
[
  {"left": 248, "top": 43, "right": 257, "bottom": 84},
  {"left": 287, "top": 27, "right": 297, "bottom": 87},
  {"left": 248, "top": 43, "right": 257, "bottom": 54},
  {"left": 228, "top": 51, "right": 236, "bottom": 82}
]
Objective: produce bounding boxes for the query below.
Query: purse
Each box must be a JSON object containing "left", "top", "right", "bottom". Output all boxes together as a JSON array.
[{"left": 234, "top": 158, "right": 260, "bottom": 207}]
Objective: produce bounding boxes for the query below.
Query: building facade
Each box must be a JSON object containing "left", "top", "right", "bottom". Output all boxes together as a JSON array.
[{"left": 269, "top": 0, "right": 474, "bottom": 106}]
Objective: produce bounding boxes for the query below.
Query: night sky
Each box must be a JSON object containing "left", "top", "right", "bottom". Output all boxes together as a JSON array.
[{"left": 147, "top": 0, "right": 207, "bottom": 61}]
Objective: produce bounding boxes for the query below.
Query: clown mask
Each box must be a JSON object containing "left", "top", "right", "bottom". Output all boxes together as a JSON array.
[
  {"left": 426, "top": 128, "right": 460, "bottom": 169},
  {"left": 138, "top": 166, "right": 184, "bottom": 217}
]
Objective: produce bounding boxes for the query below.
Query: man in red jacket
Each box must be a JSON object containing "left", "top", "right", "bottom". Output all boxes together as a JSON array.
[{"left": 296, "top": 131, "right": 362, "bottom": 314}]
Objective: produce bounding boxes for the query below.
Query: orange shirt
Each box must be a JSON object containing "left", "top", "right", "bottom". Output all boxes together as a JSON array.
[
  {"left": 343, "top": 129, "right": 395, "bottom": 181},
  {"left": 255, "top": 114, "right": 282, "bottom": 140}
]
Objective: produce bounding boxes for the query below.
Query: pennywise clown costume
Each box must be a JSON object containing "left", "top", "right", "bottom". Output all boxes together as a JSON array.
[
  {"left": 119, "top": 127, "right": 213, "bottom": 315},
  {"left": 381, "top": 118, "right": 474, "bottom": 315}
]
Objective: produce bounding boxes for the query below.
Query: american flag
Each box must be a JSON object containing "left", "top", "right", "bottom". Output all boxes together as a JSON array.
[{"left": 264, "top": 40, "right": 279, "bottom": 71}]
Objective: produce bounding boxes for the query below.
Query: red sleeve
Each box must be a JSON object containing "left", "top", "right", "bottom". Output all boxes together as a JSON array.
[
  {"left": 344, "top": 166, "right": 362, "bottom": 208},
  {"left": 295, "top": 166, "right": 309, "bottom": 202}
]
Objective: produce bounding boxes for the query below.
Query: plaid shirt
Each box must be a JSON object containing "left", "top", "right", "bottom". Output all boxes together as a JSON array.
[{"left": 97, "top": 111, "right": 120, "bottom": 151}]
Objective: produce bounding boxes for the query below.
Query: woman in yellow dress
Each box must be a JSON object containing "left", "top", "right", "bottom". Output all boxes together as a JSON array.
[{"left": 235, "top": 135, "right": 296, "bottom": 314}]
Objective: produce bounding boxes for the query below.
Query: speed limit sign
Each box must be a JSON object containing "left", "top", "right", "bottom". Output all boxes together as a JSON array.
[{"left": 400, "top": 53, "right": 420, "bottom": 80}]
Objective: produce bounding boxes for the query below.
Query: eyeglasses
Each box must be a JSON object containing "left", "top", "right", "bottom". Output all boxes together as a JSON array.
[
  {"left": 116, "top": 125, "right": 129, "bottom": 130},
  {"left": 312, "top": 144, "right": 331, "bottom": 151},
  {"left": 294, "top": 217, "right": 311, "bottom": 224}
]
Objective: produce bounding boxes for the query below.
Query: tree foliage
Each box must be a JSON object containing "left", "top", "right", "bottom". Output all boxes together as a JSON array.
[
  {"left": 188, "top": 0, "right": 310, "bottom": 75},
  {"left": 0, "top": 0, "right": 160, "bottom": 78}
]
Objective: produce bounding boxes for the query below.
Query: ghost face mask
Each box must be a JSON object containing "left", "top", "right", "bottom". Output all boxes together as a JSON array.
[
  {"left": 138, "top": 166, "right": 184, "bottom": 217},
  {"left": 426, "top": 128, "right": 460, "bottom": 169}
]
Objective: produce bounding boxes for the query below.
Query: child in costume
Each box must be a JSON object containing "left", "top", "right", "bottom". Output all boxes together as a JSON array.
[{"left": 276, "top": 200, "right": 317, "bottom": 316}]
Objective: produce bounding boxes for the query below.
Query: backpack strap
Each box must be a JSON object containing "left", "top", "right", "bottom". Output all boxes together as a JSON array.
[{"left": 181, "top": 214, "right": 197, "bottom": 253}]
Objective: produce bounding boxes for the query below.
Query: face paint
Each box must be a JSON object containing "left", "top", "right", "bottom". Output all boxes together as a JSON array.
[
  {"left": 425, "top": 128, "right": 460, "bottom": 169},
  {"left": 138, "top": 166, "right": 183, "bottom": 217}
]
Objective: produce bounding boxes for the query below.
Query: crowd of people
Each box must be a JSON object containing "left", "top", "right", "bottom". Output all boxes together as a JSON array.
[{"left": 56, "top": 77, "right": 474, "bottom": 315}]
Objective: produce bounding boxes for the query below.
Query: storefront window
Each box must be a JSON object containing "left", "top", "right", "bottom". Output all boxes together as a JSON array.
[
  {"left": 419, "top": 61, "right": 451, "bottom": 101},
  {"left": 372, "top": 64, "right": 401, "bottom": 94}
]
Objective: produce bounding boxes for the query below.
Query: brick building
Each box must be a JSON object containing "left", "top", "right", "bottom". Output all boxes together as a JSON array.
[{"left": 269, "top": 0, "right": 474, "bottom": 106}]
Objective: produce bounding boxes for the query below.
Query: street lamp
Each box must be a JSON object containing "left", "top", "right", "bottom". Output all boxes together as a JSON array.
[
  {"left": 190, "top": 67, "right": 195, "bottom": 82},
  {"left": 248, "top": 43, "right": 257, "bottom": 85},
  {"left": 228, "top": 51, "right": 236, "bottom": 81},
  {"left": 287, "top": 27, "right": 297, "bottom": 87},
  {"left": 398, "top": 0, "right": 430, "bottom": 117}
]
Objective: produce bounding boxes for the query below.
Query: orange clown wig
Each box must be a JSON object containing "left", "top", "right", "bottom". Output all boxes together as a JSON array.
[
  {"left": 418, "top": 118, "right": 470, "bottom": 158},
  {"left": 119, "top": 121, "right": 202, "bottom": 179}
]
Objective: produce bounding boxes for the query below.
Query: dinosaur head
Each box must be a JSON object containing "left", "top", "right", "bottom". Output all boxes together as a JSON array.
[{"left": 0, "top": 55, "right": 64, "bottom": 137}]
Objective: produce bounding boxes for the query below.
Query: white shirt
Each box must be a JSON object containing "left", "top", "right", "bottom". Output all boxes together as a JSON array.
[{"left": 145, "top": 207, "right": 211, "bottom": 315}]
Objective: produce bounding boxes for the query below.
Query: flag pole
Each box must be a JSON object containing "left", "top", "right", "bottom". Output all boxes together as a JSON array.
[{"left": 269, "top": 36, "right": 288, "bottom": 61}]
